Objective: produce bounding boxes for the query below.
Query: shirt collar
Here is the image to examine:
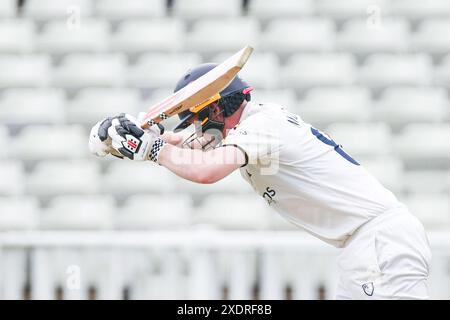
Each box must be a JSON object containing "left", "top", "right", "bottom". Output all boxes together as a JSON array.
[{"left": 238, "top": 101, "right": 261, "bottom": 123}]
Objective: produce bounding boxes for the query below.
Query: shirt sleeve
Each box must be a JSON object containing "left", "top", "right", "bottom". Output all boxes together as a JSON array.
[{"left": 222, "top": 113, "right": 282, "bottom": 165}]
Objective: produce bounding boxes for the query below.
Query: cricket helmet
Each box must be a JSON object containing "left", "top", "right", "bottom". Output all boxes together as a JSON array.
[{"left": 173, "top": 63, "right": 252, "bottom": 133}]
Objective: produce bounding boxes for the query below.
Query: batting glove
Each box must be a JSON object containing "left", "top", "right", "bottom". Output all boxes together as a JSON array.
[
  {"left": 89, "top": 117, "right": 124, "bottom": 158},
  {"left": 108, "top": 113, "right": 166, "bottom": 162}
]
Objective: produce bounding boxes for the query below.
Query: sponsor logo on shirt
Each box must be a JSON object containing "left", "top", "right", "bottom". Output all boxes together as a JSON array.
[
  {"left": 362, "top": 282, "right": 374, "bottom": 296},
  {"left": 262, "top": 187, "right": 276, "bottom": 205}
]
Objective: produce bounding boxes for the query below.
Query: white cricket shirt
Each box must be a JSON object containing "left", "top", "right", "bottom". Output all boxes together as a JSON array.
[{"left": 222, "top": 101, "right": 403, "bottom": 247}]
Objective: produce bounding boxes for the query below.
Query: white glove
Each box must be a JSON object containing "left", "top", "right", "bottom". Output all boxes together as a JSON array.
[
  {"left": 108, "top": 113, "right": 166, "bottom": 162},
  {"left": 89, "top": 117, "right": 124, "bottom": 158}
]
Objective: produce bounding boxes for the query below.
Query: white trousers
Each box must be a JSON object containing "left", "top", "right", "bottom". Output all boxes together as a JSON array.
[{"left": 335, "top": 208, "right": 432, "bottom": 300}]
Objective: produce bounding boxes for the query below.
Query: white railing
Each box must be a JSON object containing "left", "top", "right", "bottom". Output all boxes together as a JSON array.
[{"left": 0, "top": 230, "right": 449, "bottom": 300}]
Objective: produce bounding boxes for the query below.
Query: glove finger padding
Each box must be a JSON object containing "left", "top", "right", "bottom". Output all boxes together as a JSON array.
[
  {"left": 98, "top": 117, "right": 113, "bottom": 141},
  {"left": 109, "top": 118, "right": 157, "bottom": 161},
  {"left": 118, "top": 115, "right": 145, "bottom": 138},
  {"left": 109, "top": 119, "right": 134, "bottom": 160}
]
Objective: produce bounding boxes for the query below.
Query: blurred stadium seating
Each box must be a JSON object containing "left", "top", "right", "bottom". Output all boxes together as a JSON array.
[{"left": 0, "top": 0, "right": 450, "bottom": 300}]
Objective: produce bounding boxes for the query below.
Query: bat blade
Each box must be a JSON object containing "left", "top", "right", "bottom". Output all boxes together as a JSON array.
[{"left": 141, "top": 45, "right": 253, "bottom": 129}]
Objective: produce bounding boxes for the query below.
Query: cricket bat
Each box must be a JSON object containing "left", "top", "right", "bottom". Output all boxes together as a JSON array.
[{"left": 140, "top": 45, "right": 254, "bottom": 129}]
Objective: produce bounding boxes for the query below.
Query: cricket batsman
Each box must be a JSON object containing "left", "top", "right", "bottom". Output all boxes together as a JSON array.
[{"left": 88, "top": 63, "right": 431, "bottom": 299}]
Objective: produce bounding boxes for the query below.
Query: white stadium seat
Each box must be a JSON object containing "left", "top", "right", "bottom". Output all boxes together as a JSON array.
[
  {"left": 102, "top": 161, "right": 176, "bottom": 195},
  {"left": 112, "top": 20, "right": 184, "bottom": 54},
  {"left": 0, "top": 89, "right": 65, "bottom": 125},
  {"left": 194, "top": 195, "right": 270, "bottom": 230},
  {"left": 391, "top": 0, "right": 450, "bottom": 19},
  {"left": 434, "top": 55, "right": 450, "bottom": 86},
  {"left": 298, "top": 87, "right": 371, "bottom": 124},
  {"left": 393, "top": 124, "right": 450, "bottom": 159},
  {"left": 23, "top": 0, "right": 93, "bottom": 20},
  {"left": 0, "top": 161, "right": 25, "bottom": 196},
  {"left": 403, "top": 193, "right": 450, "bottom": 229},
  {"left": 0, "top": 197, "right": 39, "bottom": 230},
  {"left": 0, "top": 20, "right": 35, "bottom": 53},
  {"left": 358, "top": 54, "right": 433, "bottom": 87},
  {"left": 248, "top": 0, "right": 313, "bottom": 20},
  {"left": 0, "top": 126, "right": 9, "bottom": 159},
  {"left": 176, "top": 170, "right": 253, "bottom": 195},
  {"left": 12, "top": 125, "right": 87, "bottom": 161},
  {"left": 185, "top": 19, "right": 259, "bottom": 53},
  {"left": 0, "top": 0, "right": 16, "bottom": 18},
  {"left": 115, "top": 194, "right": 192, "bottom": 230},
  {"left": 403, "top": 170, "right": 450, "bottom": 193},
  {"left": 52, "top": 54, "right": 127, "bottom": 88},
  {"left": 40, "top": 195, "right": 115, "bottom": 230},
  {"left": 337, "top": 19, "right": 410, "bottom": 54},
  {"left": 360, "top": 157, "right": 404, "bottom": 192},
  {"left": 26, "top": 160, "right": 100, "bottom": 197},
  {"left": 251, "top": 89, "right": 298, "bottom": 111},
  {"left": 316, "top": 0, "right": 391, "bottom": 19},
  {"left": 37, "top": 19, "right": 109, "bottom": 54},
  {"left": 173, "top": 0, "right": 241, "bottom": 19},
  {"left": 96, "top": 0, "right": 166, "bottom": 20},
  {"left": 212, "top": 52, "right": 280, "bottom": 89},
  {"left": 67, "top": 88, "right": 141, "bottom": 125},
  {"left": 281, "top": 54, "right": 357, "bottom": 89},
  {"left": 127, "top": 53, "right": 202, "bottom": 88},
  {"left": 373, "top": 87, "right": 448, "bottom": 126},
  {"left": 0, "top": 54, "right": 51, "bottom": 88},
  {"left": 325, "top": 123, "right": 392, "bottom": 157},
  {"left": 261, "top": 19, "right": 336, "bottom": 54},
  {"left": 412, "top": 20, "right": 450, "bottom": 54}
]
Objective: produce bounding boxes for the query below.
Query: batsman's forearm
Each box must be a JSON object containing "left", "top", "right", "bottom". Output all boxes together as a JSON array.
[{"left": 157, "top": 144, "right": 243, "bottom": 184}]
